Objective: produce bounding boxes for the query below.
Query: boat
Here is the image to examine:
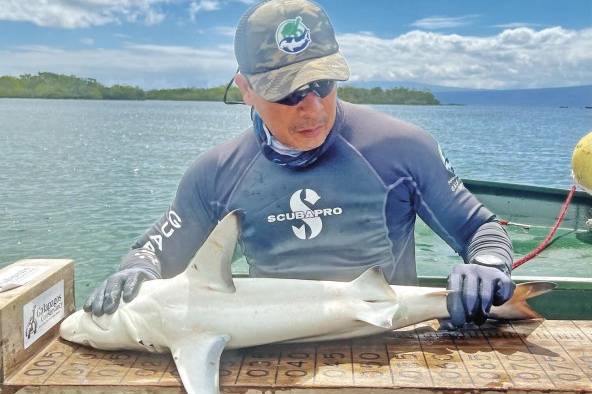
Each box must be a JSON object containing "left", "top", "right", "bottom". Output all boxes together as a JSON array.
[{"left": 436, "top": 179, "right": 592, "bottom": 320}]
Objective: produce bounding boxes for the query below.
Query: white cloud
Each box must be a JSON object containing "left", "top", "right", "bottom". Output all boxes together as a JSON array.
[
  {"left": 0, "top": 42, "right": 237, "bottom": 88},
  {"left": 0, "top": 0, "right": 168, "bottom": 28},
  {"left": 1, "top": 26, "right": 590, "bottom": 90},
  {"left": 0, "top": 0, "right": 255, "bottom": 28},
  {"left": 80, "top": 37, "right": 95, "bottom": 45},
  {"left": 211, "top": 25, "right": 236, "bottom": 36},
  {"left": 338, "top": 26, "right": 592, "bottom": 89},
  {"left": 189, "top": 0, "right": 221, "bottom": 21},
  {"left": 493, "top": 22, "right": 544, "bottom": 29},
  {"left": 188, "top": 0, "right": 255, "bottom": 21},
  {"left": 411, "top": 15, "right": 480, "bottom": 30}
]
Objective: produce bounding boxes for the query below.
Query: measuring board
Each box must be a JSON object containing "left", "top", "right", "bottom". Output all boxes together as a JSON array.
[{"left": 4, "top": 319, "right": 592, "bottom": 393}]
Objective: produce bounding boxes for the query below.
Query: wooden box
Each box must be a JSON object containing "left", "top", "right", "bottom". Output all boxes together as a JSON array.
[{"left": 0, "top": 259, "right": 75, "bottom": 383}]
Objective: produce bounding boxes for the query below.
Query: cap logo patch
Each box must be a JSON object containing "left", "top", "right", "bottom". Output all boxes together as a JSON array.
[{"left": 275, "top": 16, "right": 311, "bottom": 54}]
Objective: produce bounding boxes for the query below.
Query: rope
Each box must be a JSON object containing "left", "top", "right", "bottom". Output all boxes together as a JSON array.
[{"left": 504, "top": 185, "right": 577, "bottom": 270}]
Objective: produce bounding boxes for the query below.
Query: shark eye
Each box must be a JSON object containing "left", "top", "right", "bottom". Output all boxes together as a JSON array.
[{"left": 138, "top": 339, "right": 156, "bottom": 350}]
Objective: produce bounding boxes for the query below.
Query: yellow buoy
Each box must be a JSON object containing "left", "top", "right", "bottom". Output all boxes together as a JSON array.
[{"left": 572, "top": 131, "right": 592, "bottom": 195}]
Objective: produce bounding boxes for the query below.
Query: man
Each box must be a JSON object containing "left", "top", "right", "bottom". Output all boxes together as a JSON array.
[{"left": 84, "top": 0, "right": 514, "bottom": 328}]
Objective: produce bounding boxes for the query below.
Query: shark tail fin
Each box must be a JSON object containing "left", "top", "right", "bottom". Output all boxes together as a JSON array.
[
  {"left": 490, "top": 281, "right": 556, "bottom": 320},
  {"left": 350, "top": 266, "right": 397, "bottom": 303}
]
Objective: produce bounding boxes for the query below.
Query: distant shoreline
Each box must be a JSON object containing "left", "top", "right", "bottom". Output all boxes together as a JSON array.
[
  {"left": 0, "top": 96, "right": 444, "bottom": 106},
  {"left": 0, "top": 72, "right": 440, "bottom": 106}
]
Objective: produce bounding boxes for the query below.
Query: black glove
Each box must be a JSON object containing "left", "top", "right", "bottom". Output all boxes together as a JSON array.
[
  {"left": 83, "top": 253, "right": 161, "bottom": 316},
  {"left": 446, "top": 256, "right": 515, "bottom": 327}
]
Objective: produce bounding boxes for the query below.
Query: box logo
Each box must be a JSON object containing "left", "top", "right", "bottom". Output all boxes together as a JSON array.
[{"left": 23, "top": 280, "right": 64, "bottom": 349}]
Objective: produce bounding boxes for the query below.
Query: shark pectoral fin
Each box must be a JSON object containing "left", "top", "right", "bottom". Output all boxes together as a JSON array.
[
  {"left": 170, "top": 333, "right": 230, "bottom": 394},
  {"left": 350, "top": 266, "right": 397, "bottom": 302},
  {"left": 183, "top": 211, "right": 240, "bottom": 293},
  {"left": 356, "top": 302, "right": 399, "bottom": 329}
]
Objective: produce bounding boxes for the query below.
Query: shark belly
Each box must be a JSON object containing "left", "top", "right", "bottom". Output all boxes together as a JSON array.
[{"left": 180, "top": 278, "right": 368, "bottom": 349}]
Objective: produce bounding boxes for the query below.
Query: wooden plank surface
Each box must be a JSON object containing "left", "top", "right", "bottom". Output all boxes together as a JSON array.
[{"left": 4, "top": 319, "right": 592, "bottom": 393}]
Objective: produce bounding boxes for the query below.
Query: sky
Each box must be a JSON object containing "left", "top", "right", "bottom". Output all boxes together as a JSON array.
[{"left": 0, "top": 0, "right": 591, "bottom": 90}]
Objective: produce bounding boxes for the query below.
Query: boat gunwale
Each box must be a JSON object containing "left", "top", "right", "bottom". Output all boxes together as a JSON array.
[{"left": 464, "top": 178, "right": 592, "bottom": 201}]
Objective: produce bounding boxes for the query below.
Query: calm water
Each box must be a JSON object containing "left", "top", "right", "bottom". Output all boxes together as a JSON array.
[{"left": 1, "top": 99, "right": 590, "bottom": 305}]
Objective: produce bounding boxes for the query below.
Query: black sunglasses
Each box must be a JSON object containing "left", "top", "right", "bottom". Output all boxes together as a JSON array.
[
  {"left": 275, "top": 80, "right": 336, "bottom": 106},
  {"left": 222, "top": 71, "right": 336, "bottom": 106}
]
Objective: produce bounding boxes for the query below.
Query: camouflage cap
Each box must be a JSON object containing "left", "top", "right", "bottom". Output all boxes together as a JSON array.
[{"left": 234, "top": 0, "right": 350, "bottom": 102}]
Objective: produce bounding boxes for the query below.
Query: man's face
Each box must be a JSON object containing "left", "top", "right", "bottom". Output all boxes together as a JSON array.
[{"left": 236, "top": 74, "right": 337, "bottom": 151}]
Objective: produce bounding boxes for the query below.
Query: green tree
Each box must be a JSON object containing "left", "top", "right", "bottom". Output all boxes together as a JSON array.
[{"left": 0, "top": 72, "right": 440, "bottom": 105}]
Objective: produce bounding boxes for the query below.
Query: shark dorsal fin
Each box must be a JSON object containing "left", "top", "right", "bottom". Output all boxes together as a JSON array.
[
  {"left": 183, "top": 211, "right": 239, "bottom": 293},
  {"left": 350, "top": 266, "right": 397, "bottom": 302}
]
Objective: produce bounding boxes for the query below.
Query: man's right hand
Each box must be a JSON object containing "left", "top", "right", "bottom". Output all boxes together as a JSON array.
[
  {"left": 446, "top": 262, "right": 514, "bottom": 327},
  {"left": 83, "top": 266, "right": 160, "bottom": 316}
]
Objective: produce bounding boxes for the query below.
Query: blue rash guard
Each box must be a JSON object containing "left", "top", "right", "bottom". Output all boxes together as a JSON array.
[{"left": 124, "top": 100, "right": 507, "bottom": 285}]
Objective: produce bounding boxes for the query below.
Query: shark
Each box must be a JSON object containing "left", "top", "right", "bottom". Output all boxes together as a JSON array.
[{"left": 60, "top": 211, "right": 554, "bottom": 394}]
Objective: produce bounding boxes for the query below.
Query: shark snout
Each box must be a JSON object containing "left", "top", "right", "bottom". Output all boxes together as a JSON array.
[
  {"left": 60, "top": 308, "right": 158, "bottom": 352},
  {"left": 60, "top": 310, "right": 120, "bottom": 348},
  {"left": 59, "top": 310, "right": 89, "bottom": 344}
]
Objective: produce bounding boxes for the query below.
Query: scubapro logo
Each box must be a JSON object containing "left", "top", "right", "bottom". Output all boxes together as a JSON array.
[
  {"left": 438, "top": 144, "right": 462, "bottom": 191},
  {"left": 437, "top": 144, "right": 456, "bottom": 175},
  {"left": 142, "top": 209, "right": 182, "bottom": 253},
  {"left": 267, "top": 189, "right": 343, "bottom": 240}
]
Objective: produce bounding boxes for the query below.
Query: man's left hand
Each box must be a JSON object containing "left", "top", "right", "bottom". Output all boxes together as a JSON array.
[{"left": 446, "top": 263, "right": 515, "bottom": 327}]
